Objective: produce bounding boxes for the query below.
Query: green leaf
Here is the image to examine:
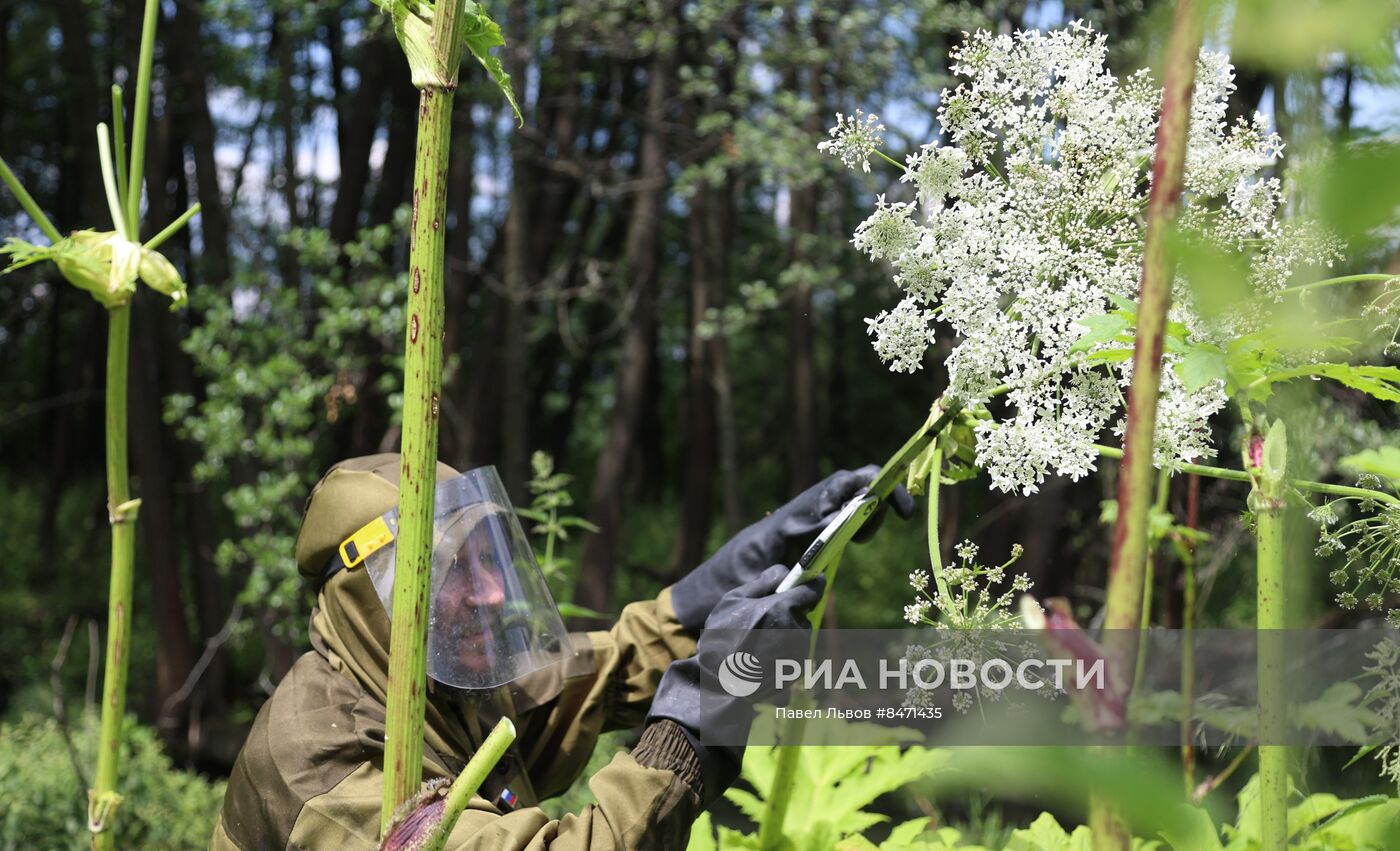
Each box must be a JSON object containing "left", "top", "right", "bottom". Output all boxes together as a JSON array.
[
  {"left": 1315, "top": 140, "right": 1400, "bottom": 241},
  {"left": 1342, "top": 744, "right": 1378, "bottom": 771},
  {"left": 1159, "top": 805, "right": 1224, "bottom": 851},
  {"left": 1070, "top": 313, "right": 1131, "bottom": 353},
  {"left": 1086, "top": 348, "right": 1133, "bottom": 365},
  {"left": 555, "top": 602, "right": 610, "bottom": 620},
  {"left": 1175, "top": 345, "right": 1228, "bottom": 394},
  {"left": 1340, "top": 447, "right": 1400, "bottom": 488},
  {"left": 1245, "top": 362, "right": 1400, "bottom": 404},
  {"left": 1229, "top": 0, "right": 1400, "bottom": 72},
  {"left": 462, "top": 4, "right": 523, "bottom": 125},
  {"left": 686, "top": 812, "right": 717, "bottom": 851},
  {"left": 884, "top": 818, "right": 932, "bottom": 845}
]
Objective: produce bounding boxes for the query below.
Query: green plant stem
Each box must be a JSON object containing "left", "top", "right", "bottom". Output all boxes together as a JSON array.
[
  {"left": 1181, "top": 476, "right": 1199, "bottom": 796},
  {"left": 124, "top": 0, "right": 159, "bottom": 237},
  {"left": 1132, "top": 471, "right": 1173, "bottom": 694},
  {"left": 96, "top": 125, "right": 128, "bottom": 240},
  {"left": 381, "top": 0, "right": 470, "bottom": 834},
  {"left": 89, "top": 3, "right": 160, "bottom": 845},
  {"left": 1103, "top": 0, "right": 1201, "bottom": 634},
  {"left": 422, "top": 719, "right": 517, "bottom": 851},
  {"left": 1091, "top": 444, "right": 1400, "bottom": 506},
  {"left": 1256, "top": 501, "right": 1288, "bottom": 851},
  {"left": 757, "top": 725, "right": 806, "bottom": 851},
  {"left": 145, "top": 204, "right": 202, "bottom": 252},
  {"left": 91, "top": 307, "right": 135, "bottom": 851},
  {"left": 1253, "top": 425, "right": 1289, "bottom": 851},
  {"left": 1093, "top": 2, "right": 1202, "bottom": 847},
  {"left": 1280, "top": 273, "right": 1396, "bottom": 295},
  {"left": 873, "top": 149, "right": 906, "bottom": 171},
  {"left": 926, "top": 447, "right": 953, "bottom": 603},
  {"left": 110, "top": 87, "right": 128, "bottom": 209},
  {"left": 0, "top": 156, "right": 63, "bottom": 243}
]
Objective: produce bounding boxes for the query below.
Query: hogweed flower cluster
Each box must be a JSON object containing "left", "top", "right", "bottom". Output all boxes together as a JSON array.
[
  {"left": 1362, "top": 638, "right": 1400, "bottom": 786},
  {"left": 822, "top": 23, "right": 1342, "bottom": 495},
  {"left": 817, "top": 109, "right": 885, "bottom": 173},
  {"left": 904, "top": 540, "right": 1032, "bottom": 630},
  {"left": 902, "top": 542, "right": 1053, "bottom": 716},
  {"left": 1310, "top": 478, "right": 1400, "bottom": 623}
]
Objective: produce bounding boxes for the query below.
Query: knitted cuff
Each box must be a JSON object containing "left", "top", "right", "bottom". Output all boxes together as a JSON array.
[{"left": 632, "top": 719, "right": 704, "bottom": 799}]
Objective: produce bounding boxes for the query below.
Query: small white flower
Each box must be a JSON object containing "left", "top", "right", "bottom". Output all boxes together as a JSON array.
[
  {"left": 865, "top": 297, "right": 936, "bottom": 373},
  {"left": 902, "top": 143, "right": 971, "bottom": 207},
  {"left": 817, "top": 109, "right": 885, "bottom": 173},
  {"left": 852, "top": 195, "right": 920, "bottom": 262}
]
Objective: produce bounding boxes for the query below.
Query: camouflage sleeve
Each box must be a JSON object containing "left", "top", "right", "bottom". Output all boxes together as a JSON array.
[
  {"left": 512, "top": 585, "right": 698, "bottom": 802},
  {"left": 277, "top": 722, "right": 702, "bottom": 851},
  {"left": 440, "top": 721, "right": 702, "bottom": 850},
  {"left": 590, "top": 586, "right": 700, "bottom": 730}
]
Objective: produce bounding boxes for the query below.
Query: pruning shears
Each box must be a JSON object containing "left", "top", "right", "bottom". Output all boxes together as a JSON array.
[{"left": 777, "top": 400, "right": 963, "bottom": 593}]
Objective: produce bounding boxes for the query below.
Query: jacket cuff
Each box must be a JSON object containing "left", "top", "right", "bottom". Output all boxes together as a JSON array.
[{"left": 632, "top": 719, "right": 703, "bottom": 798}]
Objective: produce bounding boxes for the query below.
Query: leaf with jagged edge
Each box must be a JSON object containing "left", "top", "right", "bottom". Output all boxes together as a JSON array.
[
  {"left": 368, "top": 0, "right": 520, "bottom": 122},
  {"left": 462, "top": 3, "right": 522, "bottom": 125}
]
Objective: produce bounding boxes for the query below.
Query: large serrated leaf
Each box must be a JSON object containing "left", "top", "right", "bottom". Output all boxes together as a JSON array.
[
  {"left": 463, "top": 6, "right": 523, "bottom": 124},
  {"left": 1070, "top": 313, "right": 1131, "bottom": 353},
  {"left": 1175, "top": 345, "right": 1228, "bottom": 393}
]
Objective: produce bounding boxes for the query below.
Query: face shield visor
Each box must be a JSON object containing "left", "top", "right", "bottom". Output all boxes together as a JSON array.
[{"left": 337, "top": 466, "right": 571, "bottom": 689}]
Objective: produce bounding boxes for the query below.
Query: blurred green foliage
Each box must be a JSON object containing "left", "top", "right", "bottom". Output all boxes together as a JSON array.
[
  {"left": 0, "top": 713, "right": 224, "bottom": 850},
  {"left": 166, "top": 217, "right": 408, "bottom": 644}
]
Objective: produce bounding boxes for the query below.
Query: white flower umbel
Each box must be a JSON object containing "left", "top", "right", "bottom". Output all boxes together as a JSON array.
[
  {"left": 865, "top": 296, "right": 937, "bottom": 374},
  {"left": 817, "top": 109, "right": 885, "bottom": 173},
  {"left": 822, "top": 22, "right": 1339, "bottom": 495}
]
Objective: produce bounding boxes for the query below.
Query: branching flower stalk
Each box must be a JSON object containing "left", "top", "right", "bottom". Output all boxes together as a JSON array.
[
  {"left": 374, "top": 0, "right": 520, "bottom": 834},
  {"left": 1, "top": 0, "right": 198, "bottom": 845}
]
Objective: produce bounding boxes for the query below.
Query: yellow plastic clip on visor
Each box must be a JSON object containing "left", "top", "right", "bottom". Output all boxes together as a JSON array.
[{"left": 338, "top": 515, "right": 395, "bottom": 569}]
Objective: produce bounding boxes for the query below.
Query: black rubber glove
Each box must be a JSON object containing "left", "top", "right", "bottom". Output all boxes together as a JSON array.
[
  {"left": 671, "top": 466, "right": 915, "bottom": 630},
  {"left": 647, "top": 565, "right": 823, "bottom": 803}
]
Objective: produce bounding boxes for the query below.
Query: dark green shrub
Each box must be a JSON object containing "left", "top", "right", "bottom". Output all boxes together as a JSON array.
[{"left": 0, "top": 713, "right": 225, "bottom": 850}]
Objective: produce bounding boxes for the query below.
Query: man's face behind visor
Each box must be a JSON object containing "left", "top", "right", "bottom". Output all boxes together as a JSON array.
[
  {"left": 432, "top": 530, "right": 507, "bottom": 676},
  {"left": 353, "top": 465, "right": 573, "bottom": 690}
]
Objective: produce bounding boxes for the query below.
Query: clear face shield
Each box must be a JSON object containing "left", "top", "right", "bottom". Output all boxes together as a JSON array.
[{"left": 339, "top": 466, "right": 571, "bottom": 689}]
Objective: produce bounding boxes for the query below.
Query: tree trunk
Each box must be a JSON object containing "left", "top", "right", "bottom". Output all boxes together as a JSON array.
[
  {"left": 270, "top": 10, "right": 301, "bottom": 286},
  {"left": 576, "top": 36, "right": 676, "bottom": 618},
  {"left": 368, "top": 51, "right": 417, "bottom": 226},
  {"left": 786, "top": 12, "right": 827, "bottom": 492},
  {"left": 500, "top": 0, "right": 533, "bottom": 500},
  {"left": 167, "top": 0, "right": 230, "bottom": 282},
  {"left": 329, "top": 27, "right": 391, "bottom": 245},
  {"left": 129, "top": 295, "right": 197, "bottom": 743},
  {"left": 670, "top": 180, "right": 721, "bottom": 573}
]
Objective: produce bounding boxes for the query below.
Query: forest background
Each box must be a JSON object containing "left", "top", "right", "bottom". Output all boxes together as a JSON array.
[{"left": 0, "top": 0, "right": 1396, "bottom": 845}]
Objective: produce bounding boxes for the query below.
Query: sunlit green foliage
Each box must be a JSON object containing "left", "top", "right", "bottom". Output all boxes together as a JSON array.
[
  {"left": 0, "top": 713, "right": 224, "bottom": 849},
  {"left": 167, "top": 219, "right": 406, "bottom": 644}
]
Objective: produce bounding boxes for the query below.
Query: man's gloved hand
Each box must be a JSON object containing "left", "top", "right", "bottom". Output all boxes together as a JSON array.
[
  {"left": 646, "top": 565, "right": 823, "bottom": 803},
  {"left": 671, "top": 465, "right": 915, "bottom": 630}
]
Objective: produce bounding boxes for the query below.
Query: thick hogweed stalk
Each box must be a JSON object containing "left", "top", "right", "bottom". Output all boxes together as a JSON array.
[{"left": 372, "top": 0, "right": 520, "bottom": 836}]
